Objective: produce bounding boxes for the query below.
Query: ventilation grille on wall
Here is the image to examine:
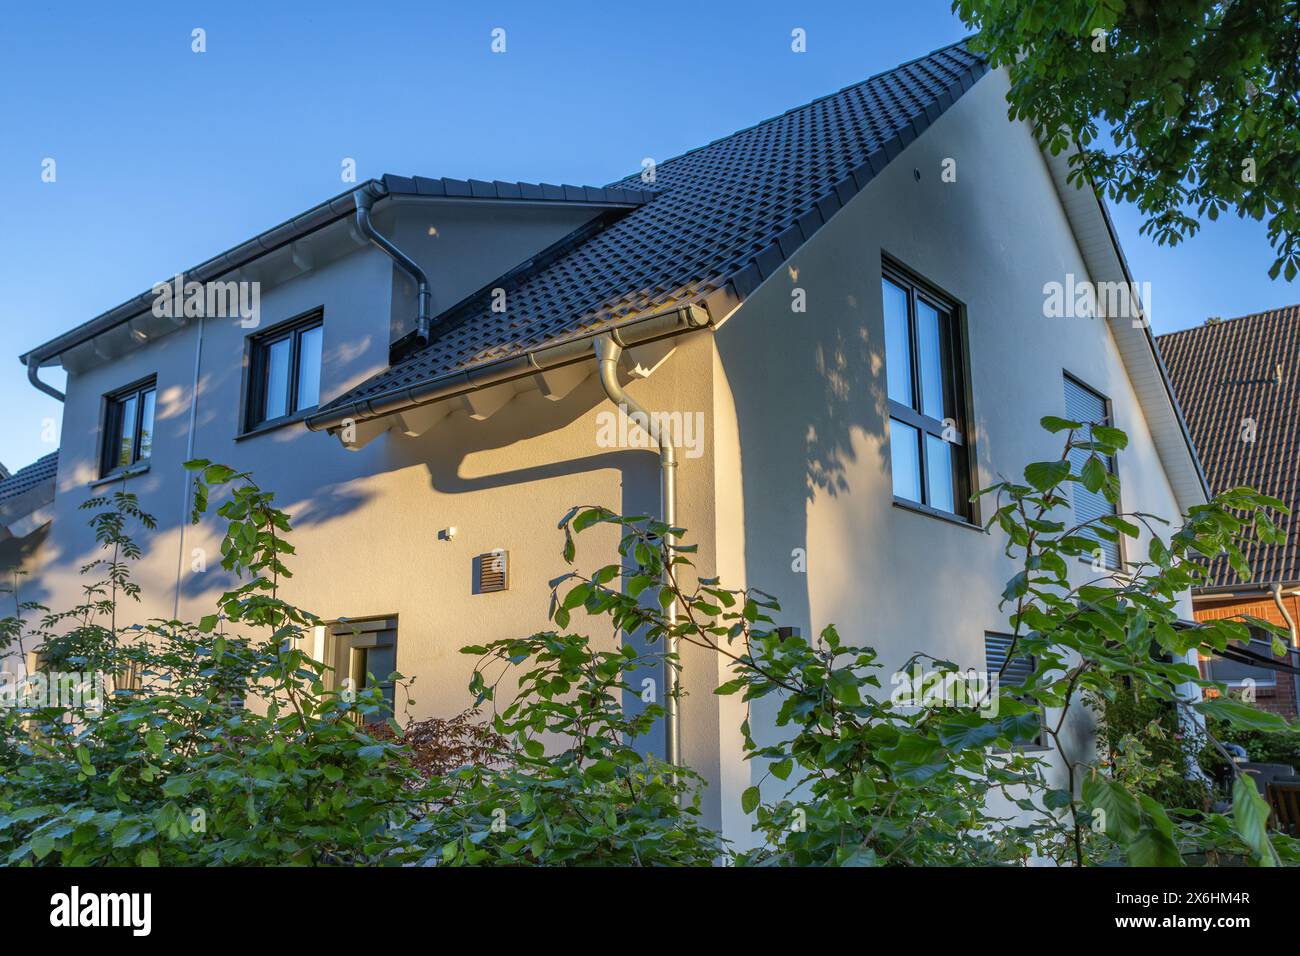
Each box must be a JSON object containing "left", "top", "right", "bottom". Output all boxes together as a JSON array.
[{"left": 475, "top": 550, "right": 508, "bottom": 593}]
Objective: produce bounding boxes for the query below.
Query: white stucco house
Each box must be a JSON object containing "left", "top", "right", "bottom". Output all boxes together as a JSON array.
[{"left": 8, "top": 40, "right": 1207, "bottom": 841}]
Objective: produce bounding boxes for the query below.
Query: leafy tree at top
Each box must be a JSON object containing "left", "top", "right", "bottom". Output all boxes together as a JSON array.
[{"left": 953, "top": 0, "right": 1300, "bottom": 279}]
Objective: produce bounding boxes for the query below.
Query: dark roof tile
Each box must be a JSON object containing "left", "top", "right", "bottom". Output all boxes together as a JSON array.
[
  {"left": 0, "top": 452, "right": 58, "bottom": 505},
  {"left": 315, "top": 40, "right": 986, "bottom": 417}
]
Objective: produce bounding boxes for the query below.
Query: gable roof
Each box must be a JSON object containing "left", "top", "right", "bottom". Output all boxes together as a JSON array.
[
  {"left": 307, "top": 39, "right": 989, "bottom": 428},
  {"left": 1158, "top": 306, "right": 1300, "bottom": 587}
]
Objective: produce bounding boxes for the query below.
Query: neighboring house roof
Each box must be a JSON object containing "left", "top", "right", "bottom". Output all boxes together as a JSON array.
[
  {"left": 18, "top": 179, "right": 650, "bottom": 370},
  {"left": 1158, "top": 306, "right": 1300, "bottom": 587},
  {"left": 308, "top": 40, "right": 990, "bottom": 425},
  {"left": 0, "top": 451, "right": 58, "bottom": 542},
  {"left": 0, "top": 452, "right": 57, "bottom": 505}
]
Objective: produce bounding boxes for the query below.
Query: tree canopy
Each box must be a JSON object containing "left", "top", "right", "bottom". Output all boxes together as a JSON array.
[{"left": 953, "top": 0, "right": 1300, "bottom": 280}]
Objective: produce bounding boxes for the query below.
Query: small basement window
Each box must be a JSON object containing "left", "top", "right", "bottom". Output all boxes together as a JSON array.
[{"left": 326, "top": 617, "right": 398, "bottom": 720}]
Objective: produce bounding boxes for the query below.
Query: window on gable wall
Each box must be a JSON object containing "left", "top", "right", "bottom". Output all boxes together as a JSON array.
[
  {"left": 882, "top": 264, "right": 972, "bottom": 519},
  {"left": 1063, "top": 374, "right": 1120, "bottom": 569}
]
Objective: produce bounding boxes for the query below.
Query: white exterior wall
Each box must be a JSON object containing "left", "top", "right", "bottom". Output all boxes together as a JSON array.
[{"left": 709, "top": 68, "right": 1191, "bottom": 842}]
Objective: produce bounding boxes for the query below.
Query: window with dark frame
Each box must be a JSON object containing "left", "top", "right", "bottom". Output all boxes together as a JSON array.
[
  {"left": 245, "top": 312, "right": 323, "bottom": 431},
  {"left": 326, "top": 618, "right": 398, "bottom": 724},
  {"left": 882, "top": 265, "right": 971, "bottom": 518},
  {"left": 100, "top": 378, "right": 156, "bottom": 477},
  {"left": 1063, "top": 374, "right": 1120, "bottom": 569}
]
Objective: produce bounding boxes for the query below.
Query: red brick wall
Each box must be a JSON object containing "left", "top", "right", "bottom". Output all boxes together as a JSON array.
[{"left": 1195, "top": 592, "right": 1300, "bottom": 720}]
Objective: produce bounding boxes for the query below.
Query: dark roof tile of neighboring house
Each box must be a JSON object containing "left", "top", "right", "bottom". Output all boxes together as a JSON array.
[
  {"left": 0, "top": 452, "right": 58, "bottom": 505},
  {"left": 1158, "top": 306, "right": 1300, "bottom": 586},
  {"left": 314, "top": 39, "right": 988, "bottom": 417}
]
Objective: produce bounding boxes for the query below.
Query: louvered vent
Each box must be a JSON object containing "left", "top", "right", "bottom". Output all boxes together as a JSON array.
[
  {"left": 984, "top": 632, "right": 1035, "bottom": 688},
  {"left": 1064, "top": 375, "right": 1120, "bottom": 569},
  {"left": 475, "top": 550, "right": 508, "bottom": 593}
]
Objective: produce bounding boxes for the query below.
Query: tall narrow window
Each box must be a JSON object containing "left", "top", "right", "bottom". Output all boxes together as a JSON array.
[
  {"left": 246, "top": 312, "right": 323, "bottom": 430},
  {"left": 882, "top": 265, "right": 970, "bottom": 518},
  {"left": 1063, "top": 375, "right": 1120, "bottom": 568},
  {"left": 101, "top": 378, "right": 156, "bottom": 477}
]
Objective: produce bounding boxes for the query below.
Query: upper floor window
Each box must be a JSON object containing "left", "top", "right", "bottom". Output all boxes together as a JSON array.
[
  {"left": 1063, "top": 374, "right": 1120, "bottom": 568},
  {"left": 101, "top": 377, "right": 156, "bottom": 477},
  {"left": 882, "top": 264, "right": 971, "bottom": 519},
  {"left": 245, "top": 312, "right": 323, "bottom": 431}
]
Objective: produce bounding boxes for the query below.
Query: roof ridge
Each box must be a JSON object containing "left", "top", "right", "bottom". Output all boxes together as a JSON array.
[
  {"left": 310, "top": 39, "right": 991, "bottom": 427},
  {"left": 1157, "top": 303, "right": 1300, "bottom": 339},
  {"left": 603, "top": 36, "right": 977, "bottom": 189}
]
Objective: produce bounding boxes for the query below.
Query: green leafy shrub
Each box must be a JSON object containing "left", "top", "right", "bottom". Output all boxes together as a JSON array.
[
  {"left": 4, "top": 418, "right": 1299, "bottom": 867},
  {"left": 0, "top": 470, "right": 435, "bottom": 865}
]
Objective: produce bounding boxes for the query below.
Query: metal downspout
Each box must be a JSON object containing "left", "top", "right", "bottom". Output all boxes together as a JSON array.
[
  {"left": 352, "top": 181, "right": 434, "bottom": 342},
  {"left": 1270, "top": 583, "right": 1300, "bottom": 715},
  {"left": 593, "top": 333, "right": 680, "bottom": 768},
  {"left": 173, "top": 314, "right": 205, "bottom": 621},
  {"left": 26, "top": 357, "right": 65, "bottom": 402}
]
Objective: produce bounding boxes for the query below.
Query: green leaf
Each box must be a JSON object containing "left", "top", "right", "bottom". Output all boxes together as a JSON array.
[
  {"left": 741, "top": 786, "right": 761, "bottom": 814},
  {"left": 937, "top": 713, "right": 1002, "bottom": 750},
  {"left": 1082, "top": 776, "right": 1140, "bottom": 841},
  {"left": 1232, "top": 774, "right": 1276, "bottom": 866},
  {"left": 1198, "top": 696, "right": 1293, "bottom": 732},
  {"left": 1080, "top": 455, "right": 1108, "bottom": 493},
  {"left": 1024, "top": 459, "right": 1071, "bottom": 491},
  {"left": 1040, "top": 416, "right": 1083, "bottom": 433},
  {"left": 1091, "top": 425, "right": 1129, "bottom": 449},
  {"left": 562, "top": 583, "right": 593, "bottom": 610},
  {"left": 1127, "top": 828, "right": 1181, "bottom": 867}
]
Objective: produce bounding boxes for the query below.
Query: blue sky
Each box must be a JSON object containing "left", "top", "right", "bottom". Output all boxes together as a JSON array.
[{"left": 0, "top": 0, "right": 1293, "bottom": 470}]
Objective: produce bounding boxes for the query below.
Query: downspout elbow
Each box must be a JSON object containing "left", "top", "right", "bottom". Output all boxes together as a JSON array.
[
  {"left": 1271, "top": 583, "right": 1298, "bottom": 646},
  {"left": 593, "top": 333, "right": 680, "bottom": 770},
  {"left": 353, "top": 182, "right": 434, "bottom": 343},
  {"left": 27, "top": 356, "right": 64, "bottom": 402}
]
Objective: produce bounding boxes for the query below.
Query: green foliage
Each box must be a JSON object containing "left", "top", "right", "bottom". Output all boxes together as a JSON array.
[
  {"left": 0, "top": 469, "right": 435, "bottom": 865},
  {"left": 420, "top": 631, "right": 723, "bottom": 865},
  {"left": 532, "top": 418, "right": 1299, "bottom": 865},
  {"left": 4, "top": 419, "right": 1300, "bottom": 866},
  {"left": 953, "top": 1, "right": 1300, "bottom": 280},
  {"left": 1090, "top": 686, "right": 1209, "bottom": 809}
]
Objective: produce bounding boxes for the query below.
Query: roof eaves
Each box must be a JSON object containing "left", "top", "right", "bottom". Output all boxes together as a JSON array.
[
  {"left": 1091, "top": 191, "right": 1212, "bottom": 503},
  {"left": 18, "top": 181, "right": 372, "bottom": 368},
  {"left": 20, "top": 176, "right": 652, "bottom": 369}
]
